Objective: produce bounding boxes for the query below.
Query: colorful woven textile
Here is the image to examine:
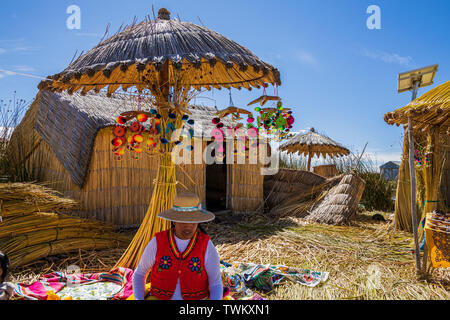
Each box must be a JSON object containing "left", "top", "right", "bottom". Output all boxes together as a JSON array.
[
  {"left": 14, "top": 267, "right": 134, "bottom": 300},
  {"left": 425, "top": 212, "right": 450, "bottom": 268},
  {"left": 220, "top": 261, "right": 329, "bottom": 299}
]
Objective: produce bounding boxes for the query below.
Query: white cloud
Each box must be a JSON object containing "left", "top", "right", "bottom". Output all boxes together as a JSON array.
[
  {"left": 0, "top": 66, "right": 35, "bottom": 79},
  {"left": 11, "top": 65, "right": 35, "bottom": 72},
  {"left": 362, "top": 48, "right": 413, "bottom": 66},
  {"left": 0, "top": 70, "right": 15, "bottom": 77},
  {"left": 296, "top": 50, "right": 319, "bottom": 66}
]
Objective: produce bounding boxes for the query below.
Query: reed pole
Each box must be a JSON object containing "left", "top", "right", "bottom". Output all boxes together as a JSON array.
[
  {"left": 115, "top": 60, "right": 177, "bottom": 269},
  {"left": 307, "top": 146, "right": 312, "bottom": 171},
  {"left": 408, "top": 81, "right": 421, "bottom": 273}
]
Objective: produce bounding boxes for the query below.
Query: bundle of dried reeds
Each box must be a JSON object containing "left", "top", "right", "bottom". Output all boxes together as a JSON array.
[
  {"left": 114, "top": 104, "right": 183, "bottom": 269},
  {"left": 0, "top": 183, "right": 129, "bottom": 268},
  {"left": 306, "top": 174, "right": 366, "bottom": 225},
  {"left": 264, "top": 169, "right": 328, "bottom": 210},
  {"left": 269, "top": 174, "right": 342, "bottom": 217},
  {"left": 0, "top": 182, "right": 78, "bottom": 217}
]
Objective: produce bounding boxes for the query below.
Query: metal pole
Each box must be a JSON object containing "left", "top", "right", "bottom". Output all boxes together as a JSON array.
[{"left": 408, "top": 80, "right": 421, "bottom": 272}]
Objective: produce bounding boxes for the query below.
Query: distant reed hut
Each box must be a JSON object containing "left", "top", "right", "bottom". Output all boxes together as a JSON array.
[
  {"left": 380, "top": 161, "right": 401, "bottom": 181},
  {"left": 7, "top": 91, "right": 269, "bottom": 227}
]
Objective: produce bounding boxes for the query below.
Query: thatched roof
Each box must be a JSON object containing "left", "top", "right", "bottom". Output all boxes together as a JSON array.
[
  {"left": 384, "top": 80, "right": 449, "bottom": 134},
  {"left": 35, "top": 90, "right": 233, "bottom": 187},
  {"left": 280, "top": 128, "right": 350, "bottom": 158},
  {"left": 39, "top": 8, "right": 280, "bottom": 95}
]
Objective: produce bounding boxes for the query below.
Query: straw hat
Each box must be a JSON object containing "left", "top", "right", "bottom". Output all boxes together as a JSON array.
[{"left": 157, "top": 193, "right": 215, "bottom": 223}]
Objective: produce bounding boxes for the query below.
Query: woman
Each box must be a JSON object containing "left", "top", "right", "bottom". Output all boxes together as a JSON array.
[
  {"left": 0, "top": 251, "right": 14, "bottom": 300},
  {"left": 132, "top": 193, "right": 223, "bottom": 300}
]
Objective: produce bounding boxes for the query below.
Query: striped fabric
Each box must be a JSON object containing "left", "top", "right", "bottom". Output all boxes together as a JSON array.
[{"left": 14, "top": 267, "right": 134, "bottom": 300}]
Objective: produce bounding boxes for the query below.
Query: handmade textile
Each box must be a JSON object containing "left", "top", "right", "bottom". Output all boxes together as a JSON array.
[
  {"left": 133, "top": 231, "right": 222, "bottom": 300},
  {"left": 220, "top": 261, "right": 329, "bottom": 300},
  {"left": 14, "top": 267, "right": 134, "bottom": 300},
  {"left": 425, "top": 211, "right": 450, "bottom": 268}
]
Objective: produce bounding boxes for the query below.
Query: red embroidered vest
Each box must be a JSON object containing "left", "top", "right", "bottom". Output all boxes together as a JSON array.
[{"left": 150, "top": 228, "right": 210, "bottom": 300}]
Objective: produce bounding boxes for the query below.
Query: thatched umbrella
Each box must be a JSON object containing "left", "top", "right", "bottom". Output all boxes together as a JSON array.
[
  {"left": 39, "top": 8, "right": 281, "bottom": 269},
  {"left": 39, "top": 8, "right": 280, "bottom": 95},
  {"left": 280, "top": 128, "right": 350, "bottom": 171}
]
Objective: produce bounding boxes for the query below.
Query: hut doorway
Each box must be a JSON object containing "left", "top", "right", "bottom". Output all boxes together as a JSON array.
[{"left": 205, "top": 142, "right": 229, "bottom": 212}]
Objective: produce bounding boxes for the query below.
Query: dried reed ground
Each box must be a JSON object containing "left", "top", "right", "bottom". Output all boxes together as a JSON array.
[{"left": 10, "top": 212, "right": 449, "bottom": 300}]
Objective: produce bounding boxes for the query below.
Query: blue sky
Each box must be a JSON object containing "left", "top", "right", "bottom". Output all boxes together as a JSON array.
[{"left": 1, "top": 0, "right": 449, "bottom": 166}]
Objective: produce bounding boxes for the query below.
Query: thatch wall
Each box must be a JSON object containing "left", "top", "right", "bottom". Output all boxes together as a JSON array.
[
  {"left": 395, "top": 130, "right": 449, "bottom": 232},
  {"left": 231, "top": 164, "right": 264, "bottom": 213},
  {"left": 440, "top": 134, "right": 450, "bottom": 208},
  {"left": 12, "top": 128, "right": 211, "bottom": 226}
]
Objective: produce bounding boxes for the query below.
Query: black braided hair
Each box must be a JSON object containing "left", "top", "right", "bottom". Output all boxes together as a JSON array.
[{"left": 0, "top": 251, "right": 10, "bottom": 283}]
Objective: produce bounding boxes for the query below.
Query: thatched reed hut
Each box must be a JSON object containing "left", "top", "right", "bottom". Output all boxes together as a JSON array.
[
  {"left": 7, "top": 90, "right": 269, "bottom": 227},
  {"left": 384, "top": 80, "right": 449, "bottom": 232}
]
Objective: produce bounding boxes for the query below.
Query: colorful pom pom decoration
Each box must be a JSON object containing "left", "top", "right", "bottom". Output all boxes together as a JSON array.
[
  {"left": 136, "top": 113, "right": 148, "bottom": 123},
  {"left": 113, "top": 126, "right": 126, "bottom": 137},
  {"left": 211, "top": 128, "right": 224, "bottom": 142},
  {"left": 116, "top": 116, "right": 127, "bottom": 125},
  {"left": 133, "top": 134, "right": 144, "bottom": 143}
]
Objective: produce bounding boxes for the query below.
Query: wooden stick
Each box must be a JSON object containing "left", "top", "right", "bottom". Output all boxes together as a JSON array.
[{"left": 408, "top": 117, "right": 421, "bottom": 273}]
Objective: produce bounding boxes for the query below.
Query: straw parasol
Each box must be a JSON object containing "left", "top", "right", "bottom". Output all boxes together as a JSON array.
[
  {"left": 39, "top": 8, "right": 280, "bottom": 95},
  {"left": 280, "top": 128, "right": 350, "bottom": 171},
  {"left": 39, "top": 8, "right": 281, "bottom": 269}
]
